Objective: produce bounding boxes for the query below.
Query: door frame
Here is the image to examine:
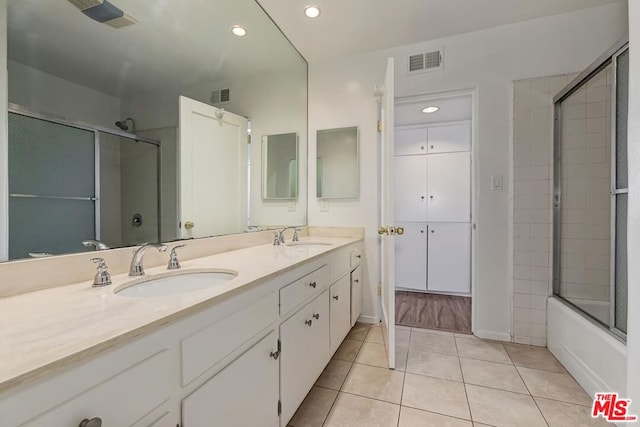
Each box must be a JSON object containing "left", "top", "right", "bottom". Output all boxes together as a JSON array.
[{"left": 393, "top": 88, "right": 478, "bottom": 334}]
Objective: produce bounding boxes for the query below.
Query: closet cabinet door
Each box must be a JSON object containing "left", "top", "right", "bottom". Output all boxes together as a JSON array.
[
  {"left": 394, "top": 155, "right": 427, "bottom": 222},
  {"left": 181, "top": 330, "right": 280, "bottom": 427},
  {"left": 350, "top": 266, "right": 362, "bottom": 326},
  {"left": 427, "top": 124, "right": 470, "bottom": 154},
  {"left": 427, "top": 152, "right": 471, "bottom": 222},
  {"left": 427, "top": 223, "right": 471, "bottom": 293},
  {"left": 395, "top": 128, "right": 427, "bottom": 156},
  {"left": 394, "top": 223, "right": 427, "bottom": 291}
]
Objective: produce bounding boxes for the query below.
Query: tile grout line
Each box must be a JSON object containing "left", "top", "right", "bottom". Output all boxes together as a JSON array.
[
  {"left": 396, "top": 326, "right": 412, "bottom": 427},
  {"left": 507, "top": 346, "right": 551, "bottom": 427},
  {"left": 455, "top": 336, "right": 474, "bottom": 425}
]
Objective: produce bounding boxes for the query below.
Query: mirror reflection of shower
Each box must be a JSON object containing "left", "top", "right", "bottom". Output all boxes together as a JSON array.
[{"left": 115, "top": 117, "right": 136, "bottom": 133}]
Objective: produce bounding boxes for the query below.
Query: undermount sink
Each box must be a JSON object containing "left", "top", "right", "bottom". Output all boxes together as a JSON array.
[
  {"left": 115, "top": 270, "right": 238, "bottom": 298},
  {"left": 285, "top": 241, "right": 333, "bottom": 247}
]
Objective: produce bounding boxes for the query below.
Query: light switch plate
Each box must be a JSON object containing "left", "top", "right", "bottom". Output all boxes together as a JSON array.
[{"left": 491, "top": 175, "right": 504, "bottom": 191}]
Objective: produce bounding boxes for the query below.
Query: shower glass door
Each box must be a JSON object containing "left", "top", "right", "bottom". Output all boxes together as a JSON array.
[
  {"left": 8, "top": 113, "right": 97, "bottom": 259},
  {"left": 553, "top": 42, "right": 628, "bottom": 339}
]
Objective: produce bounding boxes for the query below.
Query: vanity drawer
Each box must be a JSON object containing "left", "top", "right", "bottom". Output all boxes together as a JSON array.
[
  {"left": 350, "top": 247, "right": 363, "bottom": 268},
  {"left": 280, "top": 265, "right": 329, "bottom": 315},
  {"left": 23, "top": 350, "right": 171, "bottom": 427},
  {"left": 181, "top": 292, "right": 278, "bottom": 386}
]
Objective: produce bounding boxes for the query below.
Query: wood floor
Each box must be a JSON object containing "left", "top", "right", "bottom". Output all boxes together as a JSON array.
[{"left": 395, "top": 291, "right": 472, "bottom": 334}]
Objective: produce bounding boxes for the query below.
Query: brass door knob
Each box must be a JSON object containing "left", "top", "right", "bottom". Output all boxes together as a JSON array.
[
  {"left": 378, "top": 226, "right": 389, "bottom": 235},
  {"left": 184, "top": 221, "right": 195, "bottom": 230},
  {"left": 395, "top": 226, "right": 405, "bottom": 235}
]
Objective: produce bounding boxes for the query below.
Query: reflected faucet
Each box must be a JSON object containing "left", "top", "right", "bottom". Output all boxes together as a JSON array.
[
  {"left": 274, "top": 227, "right": 300, "bottom": 245},
  {"left": 129, "top": 243, "right": 168, "bottom": 276},
  {"left": 83, "top": 240, "right": 109, "bottom": 251}
]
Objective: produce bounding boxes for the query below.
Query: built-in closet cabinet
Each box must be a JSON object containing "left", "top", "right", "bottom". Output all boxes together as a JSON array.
[
  {"left": 330, "top": 275, "right": 352, "bottom": 354},
  {"left": 394, "top": 122, "right": 471, "bottom": 294}
]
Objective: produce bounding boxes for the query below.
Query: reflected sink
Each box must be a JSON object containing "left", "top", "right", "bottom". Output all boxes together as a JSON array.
[
  {"left": 115, "top": 271, "right": 238, "bottom": 298},
  {"left": 284, "top": 241, "right": 333, "bottom": 247}
]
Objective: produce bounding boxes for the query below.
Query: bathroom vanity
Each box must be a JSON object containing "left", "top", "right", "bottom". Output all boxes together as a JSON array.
[{"left": 0, "top": 234, "right": 364, "bottom": 427}]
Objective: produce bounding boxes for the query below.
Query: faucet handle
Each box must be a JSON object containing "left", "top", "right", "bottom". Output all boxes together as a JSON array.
[
  {"left": 90, "top": 258, "right": 112, "bottom": 287},
  {"left": 167, "top": 244, "right": 186, "bottom": 270},
  {"left": 293, "top": 228, "right": 301, "bottom": 242}
]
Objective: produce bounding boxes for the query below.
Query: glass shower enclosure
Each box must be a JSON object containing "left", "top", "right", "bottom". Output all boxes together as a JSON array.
[{"left": 553, "top": 39, "right": 628, "bottom": 339}]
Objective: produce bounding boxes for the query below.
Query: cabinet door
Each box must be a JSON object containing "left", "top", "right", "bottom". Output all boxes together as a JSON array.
[
  {"left": 395, "top": 128, "right": 427, "bottom": 156},
  {"left": 182, "top": 331, "right": 280, "bottom": 427},
  {"left": 394, "top": 222, "right": 427, "bottom": 291},
  {"left": 427, "top": 152, "right": 471, "bottom": 222},
  {"left": 280, "top": 291, "right": 330, "bottom": 426},
  {"left": 427, "top": 223, "right": 471, "bottom": 293},
  {"left": 394, "top": 155, "right": 427, "bottom": 222},
  {"left": 427, "top": 124, "right": 470, "bottom": 154},
  {"left": 330, "top": 275, "right": 352, "bottom": 355},
  {"left": 350, "top": 266, "right": 362, "bottom": 326}
]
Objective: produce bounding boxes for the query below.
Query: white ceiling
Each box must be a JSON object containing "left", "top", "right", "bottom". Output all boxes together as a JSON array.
[
  {"left": 257, "top": 0, "right": 623, "bottom": 62},
  {"left": 7, "top": 0, "right": 304, "bottom": 98}
]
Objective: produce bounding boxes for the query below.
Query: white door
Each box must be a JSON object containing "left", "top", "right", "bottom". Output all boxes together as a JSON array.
[
  {"left": 379, "top": 57, "right": 396, "bottom": 369},
  {"left": 181, "top": 331, "right": 279, "bottom": 427},
  {"left": 395, "top": 222, "right": 427, "bottom": 291},
  {"left": 427, "top": 223, "right": 471, "bottom": 293},
  {"left": 394, "top": 155, "right": 427, "bottom": 222},
  {"left": 427, "top": 124, "right": 471, "bottom": 154},
  {"left": 330, "top": 275, "right": 352, "bottom": 355},
  {"left": 178, "top": 96, "right": 248, "bottom": 239},
  {"left": 395, "top": 127, "right": 427, "bottom": 156},
  {"left": 427, "top": 152, "right": 471, "bottom": 222}
]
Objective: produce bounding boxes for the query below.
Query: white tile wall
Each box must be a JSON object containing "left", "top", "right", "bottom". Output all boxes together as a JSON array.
[{"left": 512, "top": 74, "right": 576, "bottom": 346}]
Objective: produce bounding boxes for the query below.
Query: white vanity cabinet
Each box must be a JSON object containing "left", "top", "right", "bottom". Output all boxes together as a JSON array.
[
  {"left": 182, "top": 330, "right": 280, "bottom": 427},
  {"left": 329, "top": 274, "right": 352, "bottom": 355},
  {"left": 0, "top": 240, "right": 365, "bottom": 427},
  {"left": 280, "top": 290, "right": 330, "bottom": 425}
]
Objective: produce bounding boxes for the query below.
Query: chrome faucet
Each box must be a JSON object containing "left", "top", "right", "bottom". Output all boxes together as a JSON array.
[
  {"left": 91, "top": 257, "right": 112, "bottom": 287},
  {"left": 129, "top": 243, "right": 167, "bottom": 276},
  {"left": 83, "top": 240, "right": 109, "bottom": 250},
  {"left": 274, "top": 227, "right": 300, "bottom": 245}
]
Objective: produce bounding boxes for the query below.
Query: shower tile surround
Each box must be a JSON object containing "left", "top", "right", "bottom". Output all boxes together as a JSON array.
[{"left": 512, "top": 72, "right": 612, "bottom": 346}]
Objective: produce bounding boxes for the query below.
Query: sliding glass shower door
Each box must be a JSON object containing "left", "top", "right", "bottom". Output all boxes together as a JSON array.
[{"left": 553, "top": 42, "right": 628, "bottom": 338}]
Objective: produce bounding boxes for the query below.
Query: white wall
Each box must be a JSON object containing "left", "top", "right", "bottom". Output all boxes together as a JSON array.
[
  {"left": 308, "top": 3, "right": 628, "bottom": 333},
  {"left": 626, "top": 0, "right": 639, "bottom": 411},
  {"left": 7, "top": 61, "right": 121, "bottom": 129}
]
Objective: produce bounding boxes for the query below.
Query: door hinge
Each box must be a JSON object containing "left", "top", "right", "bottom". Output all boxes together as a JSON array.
[
  {"left": 377, "top": 284, "right": 382, "bottom": 295},
  {"left": 247, "top": 134, "right": 252, "bottom": 144},
  {"left": 377, "top": 120, "right": 382, "bottom": 133},
  {"left": 278, "top": 399, "right": 282, "bottom": 416}
]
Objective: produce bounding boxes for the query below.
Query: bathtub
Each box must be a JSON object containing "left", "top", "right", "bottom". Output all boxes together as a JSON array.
[{"left": 547, "top": 297, "right": 627, "bottom": 397}]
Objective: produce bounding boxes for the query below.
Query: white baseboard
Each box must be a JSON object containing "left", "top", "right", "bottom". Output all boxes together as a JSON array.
[
  {"left": 475, "top": 330, "right": 512, "bottom": 342},
  {"left": 357, "top": 315, "right": 379, "bottom": 324}
]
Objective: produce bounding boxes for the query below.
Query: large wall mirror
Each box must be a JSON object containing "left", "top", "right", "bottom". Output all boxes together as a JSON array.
[
  {"left": 316, "top": 127, "right": 359, "bottom": 199},
  {"left": 262, "top": 133, "right": 298, "bottom": 200},
  {"left": 1, "top": 0, "right": 308, "bottom": 261}
]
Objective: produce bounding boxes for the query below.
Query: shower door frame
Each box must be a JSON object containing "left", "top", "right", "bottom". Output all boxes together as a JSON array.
[
  {"left": 552, "top": 38, "right": 629, "bottom": 341},
  {"left": 7, "top": 103, "right": 162, "bottom": 250}
]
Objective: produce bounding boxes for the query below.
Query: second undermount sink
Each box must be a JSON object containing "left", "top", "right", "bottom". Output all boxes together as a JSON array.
[
  {"left": 285, "top": 241, "right": 333, "bottom": 247},
  {"left": 115, "top": 270, "right": 238, "bottom": 298}
]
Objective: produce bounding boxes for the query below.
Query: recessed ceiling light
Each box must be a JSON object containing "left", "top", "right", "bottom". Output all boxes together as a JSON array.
[
  {"left": 422, "top": 106, "right": 440, "bottom": 114},
  {"left": 231, "top": 25, "right": 247, "bottom": 37},
  {"left": 304, "top": 5, "right": 321, "bottom": 18}
]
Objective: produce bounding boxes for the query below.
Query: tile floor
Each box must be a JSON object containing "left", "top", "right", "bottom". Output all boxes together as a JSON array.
[{"left": 288, "top": 323, "right": 606, "bottom": 427}]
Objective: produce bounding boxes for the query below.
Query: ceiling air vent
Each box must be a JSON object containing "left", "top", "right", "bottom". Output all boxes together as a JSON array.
[
  {"left": 210, "top": 88, "right": 231, "bottom": 105},
  {"left": 408, "top": 48, "right": 444, "bottom": 74}
]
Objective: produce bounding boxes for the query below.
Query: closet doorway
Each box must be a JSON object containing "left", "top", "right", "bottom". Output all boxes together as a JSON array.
[{"left": 393, "top": 92, "right": 474, "bottom": 334}]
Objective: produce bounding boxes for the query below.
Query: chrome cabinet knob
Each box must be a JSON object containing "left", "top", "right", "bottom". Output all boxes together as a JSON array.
[
  {"left": 313, "top": 313, "right": 320, "bottom": 320},
  {"left": 309, "top": 281, "right": 317, "bottom": 288},
  {"left": 305, "top": 319, "right": 313, "bottom": 327},
  {"left": 333, "top": 295, "right": 339, "bottom": 300},
  {"left": 79, "top": 418, "right": 102, "bottom": 427}
]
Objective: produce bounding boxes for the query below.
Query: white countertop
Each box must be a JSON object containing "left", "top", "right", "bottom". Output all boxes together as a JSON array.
[{"left": 0, "top": 236, "right": 362, "bottom": 393}]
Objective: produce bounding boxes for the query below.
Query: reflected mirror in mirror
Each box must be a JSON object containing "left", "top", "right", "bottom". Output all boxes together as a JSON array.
[
  {"left": 262, "top": 133, "right": 298, "bottom": 200},
  {"left": 316, "top": 127, "right": 359, "bottom": 199},
  {"left": 2, "top": 0, "right": 308, "bottom": 262}
]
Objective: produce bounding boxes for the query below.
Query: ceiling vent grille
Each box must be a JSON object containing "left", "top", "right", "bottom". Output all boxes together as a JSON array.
[
  {"left": 211, "top": 88, "right": 231, "bottom": 105},
  {"left": 408, "top": 49, "right": 444, "bottom": 74}
]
